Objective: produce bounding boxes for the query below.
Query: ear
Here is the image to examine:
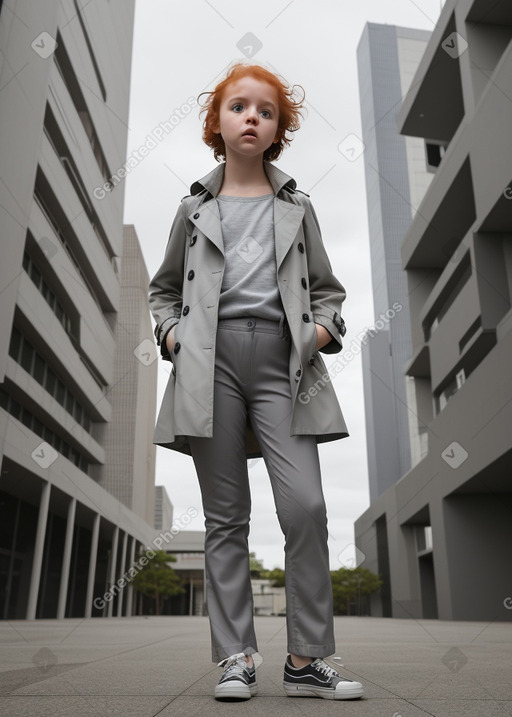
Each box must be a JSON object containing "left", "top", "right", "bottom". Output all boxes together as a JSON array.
[{"left": 211, "top": 120, "right": 220, "bottom": 134}]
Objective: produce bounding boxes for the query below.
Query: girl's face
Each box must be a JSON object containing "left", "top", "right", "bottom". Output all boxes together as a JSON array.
[{"left": 212, "top": 76, "right": 280, "bottom": 160}]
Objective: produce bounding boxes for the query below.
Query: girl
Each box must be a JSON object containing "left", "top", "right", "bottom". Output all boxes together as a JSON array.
[{"left": 149, "top": 61, "right": 363, "bottom": 702}]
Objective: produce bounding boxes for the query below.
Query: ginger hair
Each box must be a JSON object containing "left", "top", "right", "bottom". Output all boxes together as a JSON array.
[{"left": 197, "top": 62, "right": 306, "bottom": 162}]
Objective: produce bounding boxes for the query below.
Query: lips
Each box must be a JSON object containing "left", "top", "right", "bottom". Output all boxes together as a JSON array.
[{"left": 242, "top": 129, "right": 257, "bottom": 138}]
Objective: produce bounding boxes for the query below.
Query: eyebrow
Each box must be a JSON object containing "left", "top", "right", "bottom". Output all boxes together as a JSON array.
[{"left": 226, "top": 95, "right": 277, "bottom": 111}]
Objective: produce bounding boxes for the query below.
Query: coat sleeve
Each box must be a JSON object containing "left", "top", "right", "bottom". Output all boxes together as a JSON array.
[
  {"left": 148, "top": 201, "right": 188, "bottom": 361},
  {"left": 301, "top": 195, "right": 347, "bottom": 355}
]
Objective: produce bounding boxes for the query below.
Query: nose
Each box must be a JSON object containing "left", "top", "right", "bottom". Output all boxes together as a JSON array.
[{"left": 246, "top": 106, "right": 259, "bottom": 124}]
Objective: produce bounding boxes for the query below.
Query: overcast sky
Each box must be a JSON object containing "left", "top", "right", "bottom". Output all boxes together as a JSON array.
[{"left": 123, "top": 0, "right": 444, "bottom": 571}]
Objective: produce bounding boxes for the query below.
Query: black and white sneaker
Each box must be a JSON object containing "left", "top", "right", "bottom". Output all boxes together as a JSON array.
[
  {"left": 283, "top": 655, "right": 363, "bottom": 700},
  {"left": 214, "top": 652, "right": 257, "bottom": 700}
]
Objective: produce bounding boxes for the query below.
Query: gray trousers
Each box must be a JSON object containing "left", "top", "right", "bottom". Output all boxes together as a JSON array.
[{"left": 187, "top": 315, "right": 335, "bottom": 663}]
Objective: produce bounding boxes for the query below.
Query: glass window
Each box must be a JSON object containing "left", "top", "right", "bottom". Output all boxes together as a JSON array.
[
  {"left": 8, "top": 327, "right": 22, "bottom": 362},
  {"left": 30, "top": 262, "right": 42, "bottom": 288},
  {"left": 10, "top": 398, "right": 21, "bottom": 420},
  {"left": 56, "top": 380, "right": 65, "bottom": 406},
  {"left": 34, "top": 353, "right": 45, "bottom": 384},
  {"left": 65, "top": 391, "right": 74, "bottom": 414},
  {"left": 33, "top": 417, "right": 43, "bottom": 437},
  {"left": 20, "top": 340, "right": 33, "bottom": 374},
  {"left": 21, "top": 407, "right": 32, "bottom": 429},
  {"left": 45, "top": 367, "right": 56, "bottom": 396},
  {"left": 73, "top": 402, "right": 82, "bottom": 424}
]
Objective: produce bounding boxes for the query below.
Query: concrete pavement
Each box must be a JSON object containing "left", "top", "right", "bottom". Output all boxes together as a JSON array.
[{"left": 0, "top": 615, "right": 511, "bottom": 716}]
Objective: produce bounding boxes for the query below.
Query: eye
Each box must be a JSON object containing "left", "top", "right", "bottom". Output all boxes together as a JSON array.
[
  {"left": 232, "top": 103, "right": 244, "bottom": 112},
  {"left": 261, "top": 110, "right": 272, "bottom": 119}
]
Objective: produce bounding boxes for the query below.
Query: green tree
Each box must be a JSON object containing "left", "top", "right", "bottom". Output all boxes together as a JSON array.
[
  {"left": 331, "top": 567, "right": 383, "bottom": 616},
  {"left": 132, "top": 550, "right": 184, "bottom": 615},
  {"left": 249, "top": 552, "right": 265, "bottom": 578},
  {"left": 260, "top": 567, "right": 286, "bottom": 587}
]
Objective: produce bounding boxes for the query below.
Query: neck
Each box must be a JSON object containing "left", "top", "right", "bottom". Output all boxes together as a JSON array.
[{"left": 220, "top": 151, "right": 272, "bottom": 194}]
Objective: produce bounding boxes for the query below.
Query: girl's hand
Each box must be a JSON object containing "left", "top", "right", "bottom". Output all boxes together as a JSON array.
[
  {"left": 165, "top": 325, "right": 177, "bottom": 355},
  {"left": 314, "top": 323, "right": 332, "bottom": 351}
]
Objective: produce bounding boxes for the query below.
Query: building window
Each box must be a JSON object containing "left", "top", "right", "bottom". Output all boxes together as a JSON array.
[
  {"left": 23, "top": 248, "right": 75, "bottom": 340},
  {"left": 0, "top": 387, "right": 90, "bottom": 473},
  {"left": 42, "top": 104, "right": 112, "bottom": 261},
  {"left": 434, "top": 367, "right": 467, "bottom": 414},
  {"left": 8, "top": 326, "right": 92, "bottom": 434},
  {"left": 425, "top": 141, "right": 448, "bottom": 172},
  {"left": 54, "top": 33, "right": 109, "bottom": 179}
]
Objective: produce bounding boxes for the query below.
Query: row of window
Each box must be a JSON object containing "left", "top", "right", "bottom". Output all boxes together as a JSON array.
[
  {"left": 0, "top": 387, "right": 90, "bottom": 474},
  {"left": 22, "top": 248, "right": 74, "bottom": 339},
  {"left": 8, "top": 326, "right": 93, "bottom": 434}
]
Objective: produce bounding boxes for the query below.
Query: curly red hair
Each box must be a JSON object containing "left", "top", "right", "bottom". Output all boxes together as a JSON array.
[{"left": 197, "top": 62, "right": 306, "bottom": 162}]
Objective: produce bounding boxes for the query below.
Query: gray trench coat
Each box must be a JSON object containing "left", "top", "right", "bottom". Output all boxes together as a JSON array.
[{"left": 148, "top": 160, "right": 349, "bottom": 458}]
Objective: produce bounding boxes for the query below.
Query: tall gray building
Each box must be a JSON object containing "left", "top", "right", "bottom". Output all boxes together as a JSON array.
[
  {"left": 0, "top": 0, "right": 158, "bottom": 619},
  {"left": 357, "top": 23, "right": 433, "bottom": 502},
  {"left": 355, "top": 0, "right": 512, "bottom": 621}
]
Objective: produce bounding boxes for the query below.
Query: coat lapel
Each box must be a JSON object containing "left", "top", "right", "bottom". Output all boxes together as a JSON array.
[{"left": 187, "top": 161, "right": 305, "bottom": 270}]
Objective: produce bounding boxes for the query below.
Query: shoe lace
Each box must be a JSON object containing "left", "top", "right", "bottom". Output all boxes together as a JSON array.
[
  {"left": 311, "top": 658, "right": 340, "bottom": 678},
  {"left": 217, "top": 652, "right": 248, "bottom": 674}
]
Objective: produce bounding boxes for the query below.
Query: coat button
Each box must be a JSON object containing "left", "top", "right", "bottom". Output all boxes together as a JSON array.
[
  {"left": 190, "top": 235, "right": 197, "bottom": 246},
  {"left": 296, "top": 369, "right": 302, "bottom": 377},
  {"left": 301, "top": 277, "right": 307, "bottom": 289},
  {"left": 174, "top": 342, "right": 181, "bottom": 354},
  {"left": 193, "top": 213, "right": 200, "bottom": 219},
  {"left": 302, "top": 313, "right": 310, "bottom": 323},
  {"left": 182, "top": 305, "right": 189, "bottom": 315},
  {"left": 298, "top": 242, "right": 304, "bottom": 253},
  {"left": 308, "top": 357, "right": 315, "bottom": 364},
  {"left": 187, "top": 270, "right": 195, "bottom": 280}
]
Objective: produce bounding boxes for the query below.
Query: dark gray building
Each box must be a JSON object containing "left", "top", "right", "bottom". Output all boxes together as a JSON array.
[
  {"left": 355, "top": 0, "right": 512, "bottom": 620},
  {"left": 357, "top": 23, "right": 433, "bottom": 502},
  {"left": 0, "top": 0, "right": 159, "bottom": 619}
]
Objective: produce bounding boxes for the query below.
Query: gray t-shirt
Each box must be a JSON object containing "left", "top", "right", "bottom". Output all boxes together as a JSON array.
[{"left": 216, "top": 193, "right": 284, "bottom": 321}]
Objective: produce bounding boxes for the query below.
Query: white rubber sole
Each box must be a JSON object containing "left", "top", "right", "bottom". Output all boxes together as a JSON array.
[
  {"left": 283, "top": 682, "right": 364, "bottom": 700},
  {"left": 215, "top": 681, "right": 258, "bottom": 700}
]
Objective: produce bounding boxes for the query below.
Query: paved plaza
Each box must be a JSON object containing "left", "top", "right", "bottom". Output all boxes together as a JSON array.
[{"left": 0, "top": 615, "right": 511, "bottom": 716}]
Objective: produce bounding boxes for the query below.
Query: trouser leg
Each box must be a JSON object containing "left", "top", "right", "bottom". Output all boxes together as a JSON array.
[
  {"left": 188, "top": 325, "right": 257, "bottom": 663},
  {"left": 246, "top": 322, "right": 335, "bottom": 657}
]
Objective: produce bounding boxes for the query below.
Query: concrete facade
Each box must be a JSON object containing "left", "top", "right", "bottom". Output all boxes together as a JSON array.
[
  {"left": 357, "top": 24, "right": 433, "bottom": 502},
  {"left": 154, "top": 485, "right": 174, "bottom": 531},
  {"left": 355, "top": 0, "right": 512, "bottom": 621},
  {"left": 0, "top": 0, "right": 160, "bottom": 619}
]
